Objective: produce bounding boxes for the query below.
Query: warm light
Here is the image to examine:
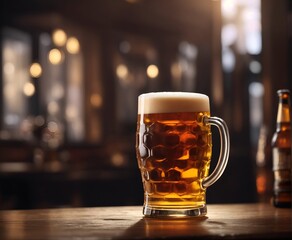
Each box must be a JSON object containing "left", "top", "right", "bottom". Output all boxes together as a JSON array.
[
  {"left": 90, "top": 94, "right": 103, "bottom": 108},
  {"left": 147, "top": 64, "right": 159, "bottom": 78},
  {"left": 111, "top": 152, "right": 126, "bottom": 167},
  {"left": 66, "top": 37, "right": 80, "bottom": 54},
  {"left": 116, "top": 64, "right": 128, "bottom": 79},
  {"left": 48, "top": 48, "right": 64, "bottom": 65},
  {"left": 52, "top": 29, "right": 67, "bottom": 47},
  {"left": 256, "top": 174, "right": 266, "bottom": 194},
  {"left": 23, "top": 82, "right": 35, "bottom": 96},
  {"left": 30, "top": 62, "right": 42, "bottom": 78}
]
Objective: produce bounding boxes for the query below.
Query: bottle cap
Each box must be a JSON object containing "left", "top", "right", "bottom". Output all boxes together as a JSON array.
[{"left": 277, "top": 89, "right": 290, "bottom": 95}]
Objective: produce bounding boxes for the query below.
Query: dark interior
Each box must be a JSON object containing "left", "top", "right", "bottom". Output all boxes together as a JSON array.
[{"left": 0, "top": 0, "right": 291, "bottom": 210}]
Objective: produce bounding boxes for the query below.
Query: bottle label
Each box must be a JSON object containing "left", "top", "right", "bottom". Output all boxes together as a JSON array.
[{"left": 272, "top": 148, "right": 291, "bottom": 170}]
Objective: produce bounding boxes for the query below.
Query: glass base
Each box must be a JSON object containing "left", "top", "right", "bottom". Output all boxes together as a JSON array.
[{"left": 143, "top": 205, "right": 207, "bottom": 218}]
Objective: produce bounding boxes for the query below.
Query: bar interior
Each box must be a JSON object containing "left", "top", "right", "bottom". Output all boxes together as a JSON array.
[{"left": 0, "top": 0, "right": 291, "bottom": 212}]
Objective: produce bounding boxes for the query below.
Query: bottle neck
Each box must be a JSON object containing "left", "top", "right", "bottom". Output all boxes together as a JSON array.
[{"left": 276, "top": 100, "right": 291, "bottom": 131}]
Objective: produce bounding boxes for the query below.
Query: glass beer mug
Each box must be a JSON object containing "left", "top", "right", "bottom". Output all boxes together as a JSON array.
[{"left": 136, "top": 92, "right": 230, "bottom": 217}]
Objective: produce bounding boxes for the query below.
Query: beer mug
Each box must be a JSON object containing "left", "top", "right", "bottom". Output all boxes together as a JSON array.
[{"left": 136, "top": 92, "right": 230, "bottom": 217}]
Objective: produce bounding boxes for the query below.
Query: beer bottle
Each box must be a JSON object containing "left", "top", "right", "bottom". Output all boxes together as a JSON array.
[{"left": 271, "top": 89, "right": 292, "bottom": 208}]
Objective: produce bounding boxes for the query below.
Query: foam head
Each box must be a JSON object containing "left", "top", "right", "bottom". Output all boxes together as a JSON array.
[{"left": 138, "top": 92, "right": 210, "bottom": 114}]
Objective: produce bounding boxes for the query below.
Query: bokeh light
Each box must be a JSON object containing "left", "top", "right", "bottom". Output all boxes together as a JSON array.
[
  {"left": 30, "top": 62, "right": 42, "bottom": 78},
  {"left": 66, "top": 37, "right": 80, "bottom": 54},
  {"left": 146, "top": 64, "right": 159, "bottom": 78},
  {"left": 52, "top": 29, "right": 67, "bottom": 47},
  {"left": 23, "top": 82, "right": 35, "bottom": 96},
  {"left": 48, "top": 48, "right": 64, "bottom": 65}
]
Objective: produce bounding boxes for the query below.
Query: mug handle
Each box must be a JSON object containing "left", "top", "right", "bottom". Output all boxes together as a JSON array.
[{"left": 202, "top": 116, "right": 230, "bottom": 189}]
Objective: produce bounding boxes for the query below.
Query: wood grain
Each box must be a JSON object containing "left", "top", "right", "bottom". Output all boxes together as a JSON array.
[{"left": 0, "top": 203, "right": 291, "bottom": 239}]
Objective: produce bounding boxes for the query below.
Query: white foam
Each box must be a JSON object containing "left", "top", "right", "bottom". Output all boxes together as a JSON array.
[{"left": 138, "top": 92, "right": 210, "bottom": 114}]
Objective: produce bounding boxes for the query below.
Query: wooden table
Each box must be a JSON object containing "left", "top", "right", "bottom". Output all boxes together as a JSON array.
[{"left": 0, "top": 203, "right": 291, "bottom": 239}]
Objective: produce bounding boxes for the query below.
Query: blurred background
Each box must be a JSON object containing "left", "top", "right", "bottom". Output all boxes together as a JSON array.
[{"left": 0, "top": 0, "right": 291, "bottom": 210}]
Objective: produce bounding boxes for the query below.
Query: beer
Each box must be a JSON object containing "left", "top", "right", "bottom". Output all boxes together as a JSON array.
[
  {"left": 136, "top": 92, "right": 229, "bottom": 217},
  {"left": 271, "top": 89, "right": 292, "bottom": 208},
  {"left": 137, "top": 112, "right": 212, "bottom": 209}
]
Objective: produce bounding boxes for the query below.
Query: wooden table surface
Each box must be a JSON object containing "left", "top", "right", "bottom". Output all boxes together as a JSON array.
[{"left": 0, "top": 203, "right": 291, "bottom": 239}]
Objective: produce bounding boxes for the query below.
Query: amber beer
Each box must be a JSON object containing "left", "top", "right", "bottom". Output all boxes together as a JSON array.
[
  {"left": 137, "top": 112, "right": 211, "bottom": 207},
  {"left": 271, "top": 89, "right": 292, "bottom": 208},
  {"left": 136, "top": 92, "right": 230, "bottom": 217}
]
